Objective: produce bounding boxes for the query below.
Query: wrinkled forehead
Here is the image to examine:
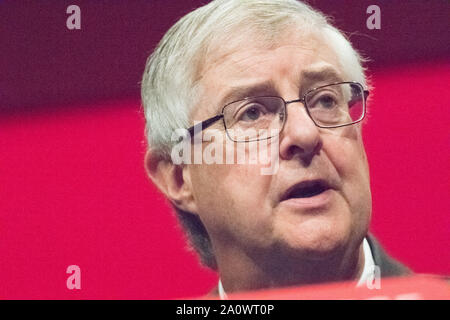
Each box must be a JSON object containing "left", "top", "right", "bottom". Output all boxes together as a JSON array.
[
  {"left": 196, "top": 26, "right": 339, "bottom": 77},
  {"left": 192, "top": 28, "right": 345, "bottom": 116}
]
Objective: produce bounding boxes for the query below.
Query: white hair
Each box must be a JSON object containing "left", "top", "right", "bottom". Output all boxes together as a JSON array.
[
  {"left": 141, "top": 0, "right": 368, "bottom": 268},
  {"left": 141, "top": 0, "right": 367, "bottom": 158}
]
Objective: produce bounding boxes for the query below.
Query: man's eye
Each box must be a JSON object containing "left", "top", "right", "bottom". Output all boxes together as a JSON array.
[
  {"left": 237, "top": 104, "right": 265, "bottom": 122},
  {"left": 316, "top": 95, "right": 337, "bottom": 109}
]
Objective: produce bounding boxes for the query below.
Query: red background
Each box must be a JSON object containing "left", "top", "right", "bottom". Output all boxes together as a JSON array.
[{"left": 1, "top": 1, "right": 449, "bottom": 299}]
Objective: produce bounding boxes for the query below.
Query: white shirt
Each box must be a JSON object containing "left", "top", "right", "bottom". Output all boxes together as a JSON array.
[
  {"left": 356, "top": 238, "right": 376, "bottom": 287},
  {"left": 218, "top": 238, "right": 375, "bottom": 299}
]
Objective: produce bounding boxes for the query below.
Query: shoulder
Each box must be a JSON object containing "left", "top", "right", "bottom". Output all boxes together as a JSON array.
[{"left": 366, "top": 234, "right": 413, "bottom": 277}]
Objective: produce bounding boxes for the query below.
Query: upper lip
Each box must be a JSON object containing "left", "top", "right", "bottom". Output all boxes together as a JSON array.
[{"left": 280, "top": 179, "right": 333, "bottom": 201}]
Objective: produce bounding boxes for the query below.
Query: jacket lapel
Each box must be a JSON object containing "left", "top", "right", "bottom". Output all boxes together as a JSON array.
[{"left": 366, "top": 234, "right": 412, "bottom": 277}]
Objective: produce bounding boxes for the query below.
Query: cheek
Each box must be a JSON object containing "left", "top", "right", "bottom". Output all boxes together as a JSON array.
[
  {"left": 324, "top": 125, "right": 368, "bottom": 179},
  {"left": 189, "top": 138, "right": 276, "bottom": 214},
  {"left": 322, "top": 126, "right": 372, "bottom": 235},
  {"left": 190, "top": 161, "right": 273, "bottom": 236},
  {"left": 323, "top": 126, "right": 371, "bottom": 209}
]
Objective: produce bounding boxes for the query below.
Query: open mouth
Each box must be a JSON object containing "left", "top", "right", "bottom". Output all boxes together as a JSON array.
[{"left": 282, "top": 179, "right": 331, "bottom": 200}]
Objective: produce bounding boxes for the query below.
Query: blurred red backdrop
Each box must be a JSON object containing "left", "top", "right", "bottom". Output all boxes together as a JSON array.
[{"left": 0, "top": 1, "right": 449, "bottom": 299}]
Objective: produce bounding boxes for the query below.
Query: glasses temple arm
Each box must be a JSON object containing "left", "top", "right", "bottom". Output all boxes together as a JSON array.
[
  {"left": 348, "top": 90, "right": 370, "bottom": 108},
  {"left": 187, "top": 114, "right": 224, "bottom": 137}
]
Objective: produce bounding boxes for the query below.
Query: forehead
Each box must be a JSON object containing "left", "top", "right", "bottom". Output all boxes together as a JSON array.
[{"left": 193, "top": 31, "right": 344, "bottom": 117}]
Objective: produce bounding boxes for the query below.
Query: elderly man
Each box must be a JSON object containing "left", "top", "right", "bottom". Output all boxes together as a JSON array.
[{"left": 141, "top": 0, "right": 410, "bottom": 296}]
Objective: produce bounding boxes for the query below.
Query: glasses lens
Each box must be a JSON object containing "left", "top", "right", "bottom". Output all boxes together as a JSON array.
[
  {"left": 304, "top": 83, "right": 365, "bottom": 127},
  {"left": 223, "top": 96, "right": 285, "bottom": 142}
]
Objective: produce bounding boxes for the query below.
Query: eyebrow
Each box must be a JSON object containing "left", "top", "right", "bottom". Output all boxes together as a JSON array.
[
  {"left": 300, "top": 66, "right": 344, "bottom": 87},
  {"left": 219, "top": 81, "right": 278, "bottom": 109},
  {"left": 217, "top": 66, "right": 345, "bottom": 111}
]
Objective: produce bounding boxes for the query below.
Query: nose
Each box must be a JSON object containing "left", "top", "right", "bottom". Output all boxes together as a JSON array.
[{"left": 278, "top": 100, "right": 322, "bottom": 164}]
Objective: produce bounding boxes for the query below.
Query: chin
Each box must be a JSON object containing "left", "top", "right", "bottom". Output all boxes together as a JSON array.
[{"left": 278, "top": 219, "right": 352, "bottom": 261}]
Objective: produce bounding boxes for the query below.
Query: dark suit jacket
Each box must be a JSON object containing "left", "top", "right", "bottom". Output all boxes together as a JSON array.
[
  {"left": 366, "top": 234, "right": 411, "bottom": 277},
  {"left": 207, "top": 234, "right": 412, "bottom": 297}
]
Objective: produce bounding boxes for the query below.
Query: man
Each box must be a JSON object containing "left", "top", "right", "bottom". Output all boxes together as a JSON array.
[{"left": 141, "top": 0, "right": 410, "bottom": 297}]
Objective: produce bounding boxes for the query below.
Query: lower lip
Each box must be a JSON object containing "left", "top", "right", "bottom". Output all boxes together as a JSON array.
[{"left": 281, "top": 189, "right": 334, "bottom": 210}]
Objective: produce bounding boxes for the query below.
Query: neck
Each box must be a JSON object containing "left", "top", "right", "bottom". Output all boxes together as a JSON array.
[{"left": 216, "top": 240, "right": 365, "bottom": 293}]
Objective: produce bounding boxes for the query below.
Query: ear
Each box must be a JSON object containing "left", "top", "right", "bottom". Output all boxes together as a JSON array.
[{"left": 144, "top": 150, "right": 198, "bottom": 214}]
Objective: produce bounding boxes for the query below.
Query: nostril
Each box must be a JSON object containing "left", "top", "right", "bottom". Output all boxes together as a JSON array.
[
  {"left": 280, "top": 132, "right": 322, "bottom": 163},
  {"left": 287, "top": 145, "right": 304, "bottom": 158}
]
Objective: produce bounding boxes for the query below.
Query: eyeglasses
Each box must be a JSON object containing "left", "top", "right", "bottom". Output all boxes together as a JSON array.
[{"left": 187, "top": 81, "right": 369, "bottom": 142}]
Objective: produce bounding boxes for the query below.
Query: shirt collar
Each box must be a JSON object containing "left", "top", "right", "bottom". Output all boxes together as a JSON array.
[
  {"left": 356, "top": 237, "right": 376, "bottom": 287},
  {"left": 218, "top": 278, "right": 228, "bottom": 300}
]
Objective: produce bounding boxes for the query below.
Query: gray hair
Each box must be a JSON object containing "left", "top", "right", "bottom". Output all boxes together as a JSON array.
[{"left": 141, "top": 0, "right": 368, "bottom": 269}]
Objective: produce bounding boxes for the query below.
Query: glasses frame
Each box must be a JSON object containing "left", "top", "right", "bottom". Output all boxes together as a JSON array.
[{"left": 187, "top": 81, "right": 369, "bottom": 142}]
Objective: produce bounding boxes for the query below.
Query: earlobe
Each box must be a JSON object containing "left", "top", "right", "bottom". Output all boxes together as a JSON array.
[{"left": 144, "top": 150, "right": 198, "bottom": 214}]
